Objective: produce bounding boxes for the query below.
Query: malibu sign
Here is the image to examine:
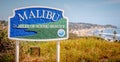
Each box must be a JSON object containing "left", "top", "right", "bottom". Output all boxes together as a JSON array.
[{"left": 8, "top": 6, "right": 68, "bottom": 41}]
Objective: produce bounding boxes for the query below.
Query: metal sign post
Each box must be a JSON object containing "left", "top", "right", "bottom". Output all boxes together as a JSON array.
[
  {"left": 56, "top": 40, "right": 60, "bottom": 62},
  {"left": 16, "top": 41, "right": 19, "bottom": 62},
  {"left": 8, "top": 6, "right": 68, "bottom": 62}
]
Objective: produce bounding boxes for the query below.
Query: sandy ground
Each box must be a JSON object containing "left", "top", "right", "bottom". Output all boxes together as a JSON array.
[{"left": 69, "top": 28, "right": 105, "bottom": 36}]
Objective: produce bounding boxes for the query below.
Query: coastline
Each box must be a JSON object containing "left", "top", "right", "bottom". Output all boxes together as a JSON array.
[
  {"left": 69, "top": 27, "right": 120, "bottom": 41},
  {"left": 69, "top": 28, "right": 106, "bottom": 36}
]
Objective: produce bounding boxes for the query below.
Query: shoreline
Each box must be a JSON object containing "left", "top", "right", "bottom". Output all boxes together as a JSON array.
[
  {"left": 69, "top": 28, "right": 106, "bottom": 36},
  {"left": 70, "top": 28, "right": 120, "bottom": 41},
  {"left": 70, "top": 28, "right": 119, "bottom": 36}
]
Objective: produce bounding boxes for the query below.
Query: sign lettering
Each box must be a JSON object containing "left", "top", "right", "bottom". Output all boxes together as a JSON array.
[{"left": 8, "top": 6, "right": 68, "bottom": 41}]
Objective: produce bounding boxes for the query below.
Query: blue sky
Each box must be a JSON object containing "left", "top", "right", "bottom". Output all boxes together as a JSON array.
[{"left": 0, "top": 0, "right": 120, "bottom": 27}]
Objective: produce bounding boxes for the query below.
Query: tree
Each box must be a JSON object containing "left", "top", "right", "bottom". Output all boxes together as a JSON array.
[
  {"left": 99, "top": 30, "right": 103, "bottom": 37},
  {"left": 0, "top": 29, "right": 15, "bottom": 62},
  {"left": 113, "top": 30, "right": 117, "bottom": 41}
]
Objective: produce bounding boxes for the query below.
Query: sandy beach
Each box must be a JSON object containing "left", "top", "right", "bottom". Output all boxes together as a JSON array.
[{"left": 69, "top": 28, "right": 105, "bottom": 36}]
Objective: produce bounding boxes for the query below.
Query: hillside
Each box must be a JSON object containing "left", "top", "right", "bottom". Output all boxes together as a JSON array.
[
  {"left": 69, "top": 22, "right": 117, "bottom": 30},
  {"left": 0, "top": 21, "right": 120, "bottom": 62},
  {"left": 0, "top": 20, "right": 117, "bottom": 29},
  {"left": 0, "top": 20, "right": 7, "bottom": 26},
  {"left": 20, "top": 37, "right": 120, "bottom": 62},
  {"left": 0, "top": 20, "right": 117, "bottom": 36},
  {"left": 69, "top": 22, "right": 117, "bottom": 36}
]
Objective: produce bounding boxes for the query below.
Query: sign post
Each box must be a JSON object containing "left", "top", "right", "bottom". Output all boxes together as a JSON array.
[
  {"left": 16, "top": 41, "right": 19, "bottom": 62},
  {"left": 56, "top": 40, "right": 60, "bottom": 62},
  {"left": 8, "top": 6, "right": 68, "bottom": 62}
]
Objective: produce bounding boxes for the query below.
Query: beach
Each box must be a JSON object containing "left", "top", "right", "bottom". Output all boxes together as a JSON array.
[
  {"left": 70, "top": 27, "right": 120, "bottom": 41},
  {"left": 69, "top": 28, "right": 105, "bottom": 36}
]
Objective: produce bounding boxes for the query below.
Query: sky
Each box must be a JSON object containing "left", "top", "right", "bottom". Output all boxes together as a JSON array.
[{"left": 0, "top": 0, "right": 120, "bottom": 27}]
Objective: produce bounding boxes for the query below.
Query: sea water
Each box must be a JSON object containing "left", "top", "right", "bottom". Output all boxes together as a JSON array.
[{"left": 93, "top": 28, "right": 120, "bottom": 41}]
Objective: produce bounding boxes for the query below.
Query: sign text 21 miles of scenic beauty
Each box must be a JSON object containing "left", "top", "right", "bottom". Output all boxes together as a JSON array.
[{"left": 9, "top": 6, "right": 68, "bottom": 41}]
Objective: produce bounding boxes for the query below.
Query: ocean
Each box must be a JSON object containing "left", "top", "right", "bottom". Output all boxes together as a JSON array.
[{"left": 93, "top": 28, "right": 120, "bottom": 41}]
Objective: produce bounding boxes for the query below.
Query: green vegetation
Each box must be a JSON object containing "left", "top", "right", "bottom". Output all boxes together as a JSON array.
[
  {"left": 0, "top": 20, "right": 7, "bottom": 26},
  {"left": 20, "top": 37, "right": 120, "bottom": 62},
  {"left": 0, "top": 22, "right": 120, "bottom": 62},
  {"left": 0, "top": 29, "right": 15, "bottom": 62}
]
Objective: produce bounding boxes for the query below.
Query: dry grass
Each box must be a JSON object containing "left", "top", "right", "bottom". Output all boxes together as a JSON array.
[{"left": 19, "top": 37, "right": 120, "bottom": 62}]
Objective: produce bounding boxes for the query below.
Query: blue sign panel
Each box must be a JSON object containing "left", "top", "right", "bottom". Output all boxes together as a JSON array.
[{"left": 8, "top": 6, "right": 68, "bottom": 41}]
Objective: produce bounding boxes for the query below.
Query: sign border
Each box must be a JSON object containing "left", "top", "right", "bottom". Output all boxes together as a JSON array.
[{"left": 8, "top": 6, "right": 69, "bottom": 41}]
